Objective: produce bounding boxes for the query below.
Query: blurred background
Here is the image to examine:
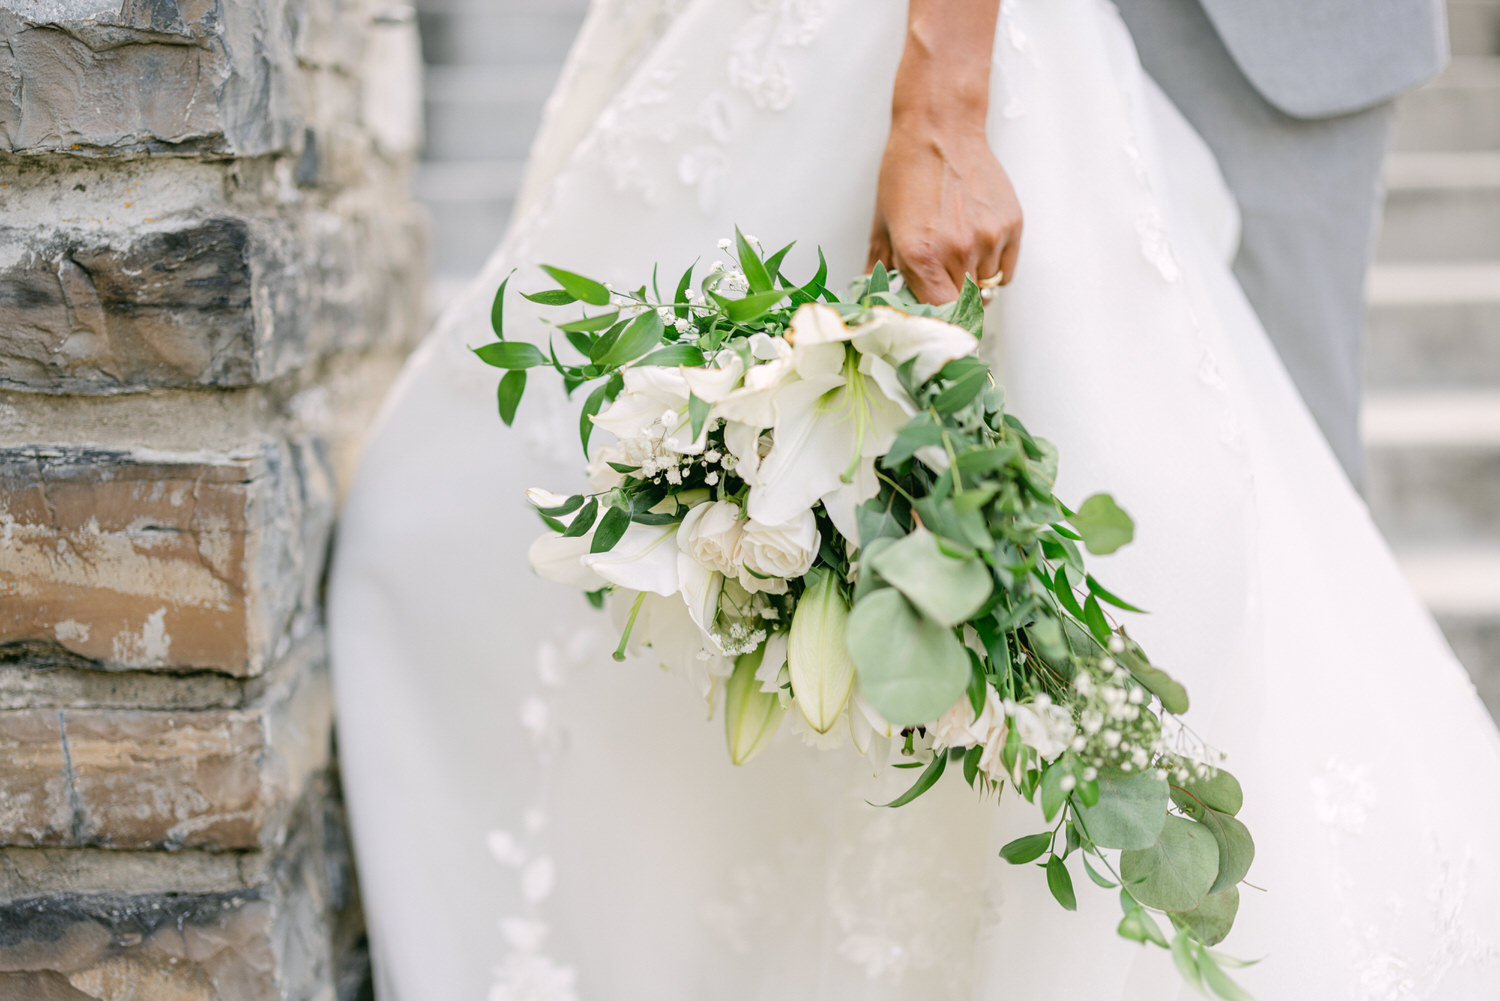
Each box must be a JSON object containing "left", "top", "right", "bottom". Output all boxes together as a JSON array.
[{"left": 412, "top": 0, "right": 1500, "bottom": 717}]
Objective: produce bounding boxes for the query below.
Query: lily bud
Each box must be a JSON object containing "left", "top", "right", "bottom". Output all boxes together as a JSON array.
[
  {"left": 787, "top": 568, "right": 856, "bottom": 733},
  {"left": 724, "top": 645, "right": 784, "bottom": 765}
]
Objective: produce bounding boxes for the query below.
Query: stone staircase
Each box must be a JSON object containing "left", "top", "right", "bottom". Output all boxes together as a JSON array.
[
  {"left": 413, "top": 0, "right": 589, "bottom": 309},
  {"left": 411, "top": 1, "right": 1500, "bottom": 715},
  {"left": 1367, "top": 0, "right": 1500, "bottom": 718}
]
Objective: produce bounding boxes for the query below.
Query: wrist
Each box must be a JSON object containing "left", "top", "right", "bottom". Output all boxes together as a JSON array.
[{"left": 889, "top": 36, "right": 990, "bottom": 135}]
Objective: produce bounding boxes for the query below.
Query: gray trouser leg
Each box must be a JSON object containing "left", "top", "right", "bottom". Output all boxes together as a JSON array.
[{"left": 1113, "top": 0, "right": 1396, "bottom": 488}]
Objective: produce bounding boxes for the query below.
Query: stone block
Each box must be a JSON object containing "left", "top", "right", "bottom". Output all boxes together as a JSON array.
[
  {"left": 0, "top": 642, "right": 331, "bottom": 850},
  {"left": 0, "top": 0, "right": 299, "bottom": 158},
  {"left": 0, "top": 0, "right": 424, "bottom": 163},
  {"left": 0, "top": 441, "right": 332, "bottom": 676},
  {"left": 0, "top": 777, "right": 365, "bottom": 1001},
  {"left": 0, "top": 161, "right": 428, "bottom": 392}
]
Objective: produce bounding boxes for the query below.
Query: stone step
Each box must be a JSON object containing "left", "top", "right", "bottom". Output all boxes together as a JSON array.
[
  {"left": 1448, "top": 2, "right": 1500, "bottom": 58},
  {"left": 1377, "top": 152, "right": 1500, "bottom": 261},
  {"left": 413, "top": 161, "right": 523, "bottom": 280},
  {"left": 1397, "top": 546, "right": 1500, "bottom": 718},
  {"left": 1363, "top": 390, "right": 1500, "bottom": 544},
  {"left": 1365, "top": 262, "right": 1500, "bottom": 389},
  {"left": 422, "top": 66, "right": 560, "bottom": 162},
  {"left": 417, "top": 5, "right": 588, "bottom": 69},
  {"left": 1395, "top": 57, "right": 1500, "bottom": 151}
]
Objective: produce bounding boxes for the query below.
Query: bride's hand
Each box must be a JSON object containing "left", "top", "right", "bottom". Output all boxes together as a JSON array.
[
  {"left": 868, "top": 0, "right": 1017, "bottom": 306},
  {"left": 867, "top": 119, "right": 1023, "bottom": 305}
]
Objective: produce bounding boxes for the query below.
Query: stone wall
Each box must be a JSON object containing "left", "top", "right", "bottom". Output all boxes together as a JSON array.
[{"left": 0, "top": 1, "right": 426, "bottom": 998}]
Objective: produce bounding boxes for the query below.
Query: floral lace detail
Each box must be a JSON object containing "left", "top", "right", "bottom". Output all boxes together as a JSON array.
[
  {"left": 1312, "top": 758, "right": 1498, "bottom": 1000},
  {"left": 487, "top": 635, "right": 597, "bottom": 1001},
  {"left": 581, "top": 0, "right": 824, "bottom": 211}
]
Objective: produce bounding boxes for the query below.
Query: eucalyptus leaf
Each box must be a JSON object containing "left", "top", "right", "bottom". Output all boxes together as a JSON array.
[
  {"left": 1067, "top": 493, "right": 1135, "bottom": 555},
  {"left": 1169, "top": 887, "right": 1240, "bottom": 947},
  {"left": 1169, "top": 795, "right": 1255, "bottom": 895},
  {"left": 1120, "top": 816, "right": 1220, "bottom": 913},
  {"left": 869, "top": 527, "right": 993, "bottom": 628},
  {"left": 1171, "top": 767, "right": 1244, "bottom": 817},
  {"left": 1119, "top": 643, "right": 1191, "bottom": 716},
  {"left": 846, "top": 588, "right": 970, "bottom": 726},
  {"left": 1072, "top": 769, "right": 1169, "bottom": 850}
]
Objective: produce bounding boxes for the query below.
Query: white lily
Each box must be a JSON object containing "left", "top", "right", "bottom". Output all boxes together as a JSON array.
[
  {"left": 748, "top": 325, "right": 910, "bottom": 529},
  {"left": 850, "top": 306, "right": 979, "bottom": 384}
]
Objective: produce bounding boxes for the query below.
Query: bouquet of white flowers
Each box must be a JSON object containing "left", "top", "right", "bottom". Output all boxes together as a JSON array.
[{"left": 479, "top": 233, "right": 1257, "bottom": 997}]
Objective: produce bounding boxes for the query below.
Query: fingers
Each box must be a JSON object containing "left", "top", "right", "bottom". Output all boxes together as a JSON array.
[
  {"left": 997, "top": 214, "right": 1022, "bottom": 286},
  {"left": 866, "top": 212, "right": 894, "bottom": 274},
  {"left": 893, "top": 239, "right": 960, "bottom": 304}
]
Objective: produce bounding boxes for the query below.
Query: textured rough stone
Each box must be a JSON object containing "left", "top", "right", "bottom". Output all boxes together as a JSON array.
[
  {"left": 0, "top": 644, "right": 330, "bottom": 850},
  {"left": 0, "top": 172, "right": 427, "bottom": 393},
  {"left": 1, "top": 0, "right": 303, "bottom": 158},
  {"left": 0, "top": 441, "right": 332, "bottom": 675},
  {"left": 0, "top": 780, "right": 364, "bottom": 1000}
]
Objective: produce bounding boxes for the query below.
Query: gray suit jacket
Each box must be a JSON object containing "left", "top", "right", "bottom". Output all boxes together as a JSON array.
[{"left": 1196, "top": 0, "right": 1449, "bottom": 118}]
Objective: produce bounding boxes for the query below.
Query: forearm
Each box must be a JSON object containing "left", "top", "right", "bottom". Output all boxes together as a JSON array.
[{"left": 891, "top": 0, "right": 1001, "bottom": 134}]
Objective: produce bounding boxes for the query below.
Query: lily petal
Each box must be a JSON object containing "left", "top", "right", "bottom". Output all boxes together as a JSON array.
[{"left": 582, "top": 522, "right": 681, "bottom": 596}]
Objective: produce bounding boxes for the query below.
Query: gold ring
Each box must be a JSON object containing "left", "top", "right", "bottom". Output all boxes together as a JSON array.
[{"left": 977, "top": 272, "right": 1004, "bottom": 289}]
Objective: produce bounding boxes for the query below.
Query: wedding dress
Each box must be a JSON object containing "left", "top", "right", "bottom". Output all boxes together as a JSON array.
[{"left": 327, "top": 1, "right": 1500, "bottom": 998}]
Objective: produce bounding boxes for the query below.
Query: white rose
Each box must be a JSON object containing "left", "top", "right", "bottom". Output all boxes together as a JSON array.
[
  {"left": 928, "top": 688, "right": 1002, "bottom": 751},
  {"left": 678, "top": 499, "right": 745, "bottom": 576},
  {"left": 738, "top": 509, "right": 817, "bottom": 589},
  {"left": 1010, "top": 700, "right": 1076, "bottom": 761}
]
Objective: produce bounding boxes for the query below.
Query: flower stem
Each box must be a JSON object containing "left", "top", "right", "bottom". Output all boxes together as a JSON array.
[{"left": 613, "top": 591, "right": 648, "bottom": 661}]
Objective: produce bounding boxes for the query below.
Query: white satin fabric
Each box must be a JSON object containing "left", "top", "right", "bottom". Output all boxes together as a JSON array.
[{"left": 328, "top": 2, "right": 1500, "bottom": 999}]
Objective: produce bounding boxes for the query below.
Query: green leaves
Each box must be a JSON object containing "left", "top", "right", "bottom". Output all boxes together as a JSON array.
[
  {"left": 735, "top": 227, "right": 772, "bottom": 293},
  {"left": 595, "top": 309, "right": 664, "bottom": 368},
  {"left": 1118, "top": 639, "right": 1190, "bottom": 715},
  {"left": 724, "top": 288, "right": 790, "bottom": 323},
  {"left": 1170, "top": 887, "right": 1240, "bottom": 947},
  {"left": 868, "top": 527, "right": 993, "bottom": 628},
  {"left": 1067, "top": 493, "right": 1135, "bottom": 555},
  {"left": 1046, "top": 856, "right": 1078, "bottom": 911},
  {"left": 490, "top": 274, "right": 509, "bottom": 337},
  {"left": 589, "top": 506, "right": 630, "bottom": 554},
  {"left": 1073, "top": 769, "right": 1169, "bottom": 849},
  {"left": 999, "top": 832, "right": 1053, "bottom": 864},
  {"left": 871, "top": 747, "right": 947, "bottom": 808},
  {"left": 1171, "top": 778, "right": 1254, "bottom": 895},
  {"left": 474, "top": 341, "right": 548, "bottom": 369},
  {"left": 497, "top": 371, "right": 526, "bottom": 426},
  {"left": 944, "top": 276, "right": 985, "bottom": 338},
  {"left": 846, "top": 588, "right": 970, "bottom": 725},
  {"left": 1119, "top": 816, "right": 1220, "bottom": 912},
  {"left": 541, "top": 265, "right": 611, "bottom": 305}
]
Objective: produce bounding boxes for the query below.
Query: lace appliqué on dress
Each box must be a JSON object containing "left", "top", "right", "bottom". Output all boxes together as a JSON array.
[
  {"left": 1312, "top": 758, "right": 1497, "bottom": 1000},
  {"left": 487, "top": 636, "right": 597, "bottom": 1001}
]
